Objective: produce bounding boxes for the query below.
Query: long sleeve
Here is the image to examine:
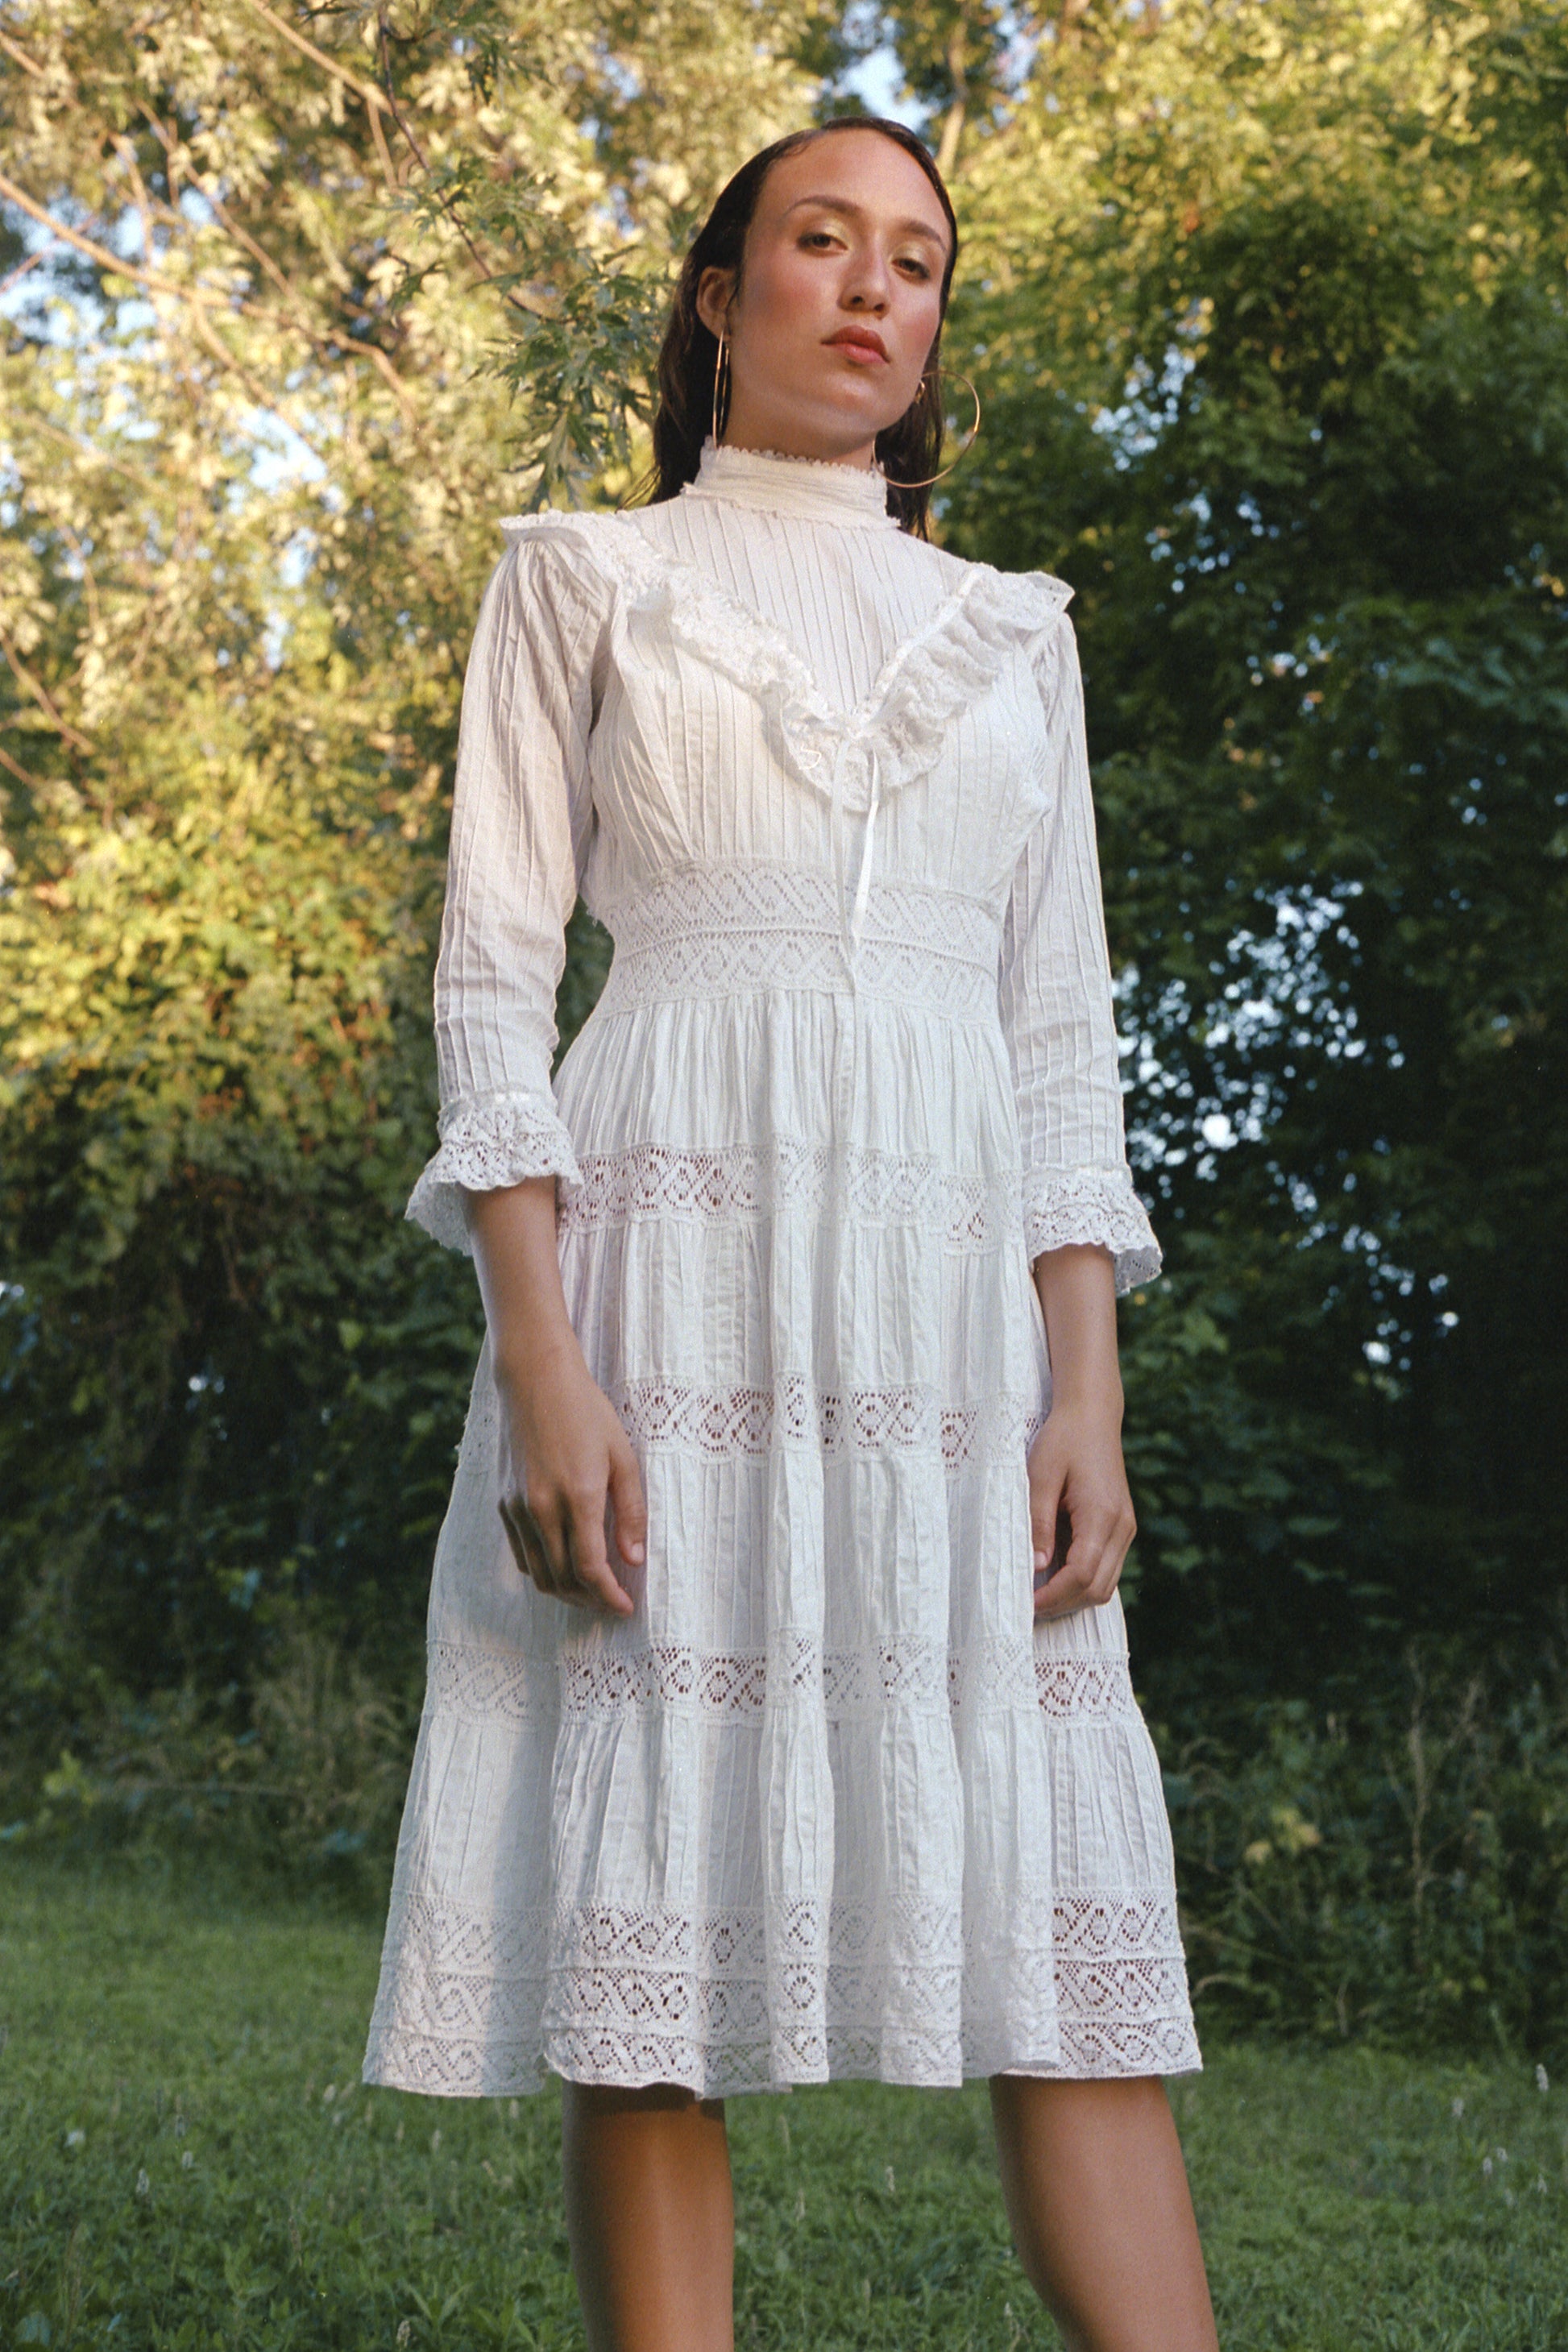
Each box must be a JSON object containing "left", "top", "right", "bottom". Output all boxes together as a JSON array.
[
  {"left": 997, "top": 612, "right": 1163, "bottom": 1294},
  {"left": 405, "top": 527, "right": 604, "bottom": 1255}
]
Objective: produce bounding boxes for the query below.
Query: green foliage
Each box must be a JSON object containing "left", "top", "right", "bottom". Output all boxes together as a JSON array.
[
  {"left": 4, "top": 1860, "right": 1568, "bottom": 2348},
  {"left": 1157, "top": 1635, "right": 1568, "bottom": 2057},
  {"left": 0, "top": 0, "right": 814, "bottom": 1810},
  {"left": 2, "top": 0, "right": 1566, "bottom": 2057},
  {"left": 10, "top": 1621, "right": 420, "bottom": 1906},
  {"left": 940, "top": 0, "right": 1568, "bottom": 1676}
]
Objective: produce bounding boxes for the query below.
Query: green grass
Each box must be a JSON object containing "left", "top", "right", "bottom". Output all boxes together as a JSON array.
[{"left": 2, "top": 1856, "right": 1566, "bottom": 2350}]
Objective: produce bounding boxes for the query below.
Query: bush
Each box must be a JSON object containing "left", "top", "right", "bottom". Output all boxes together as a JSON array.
[
  {"left": 2, "top": 1619, "right": 418, "bottom": 1907},
  {"left": 1155, "top": 1632, "right": 1568, "bottom": 2061}
]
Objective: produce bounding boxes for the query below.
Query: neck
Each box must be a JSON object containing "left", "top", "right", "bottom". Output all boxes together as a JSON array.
[{"left": 718, "top": 400, "right": 879, "bottom": 471}]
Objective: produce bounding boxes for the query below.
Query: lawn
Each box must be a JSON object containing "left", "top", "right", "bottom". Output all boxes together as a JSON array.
[{"left": 2, "top": 1857, "right": 1564, "bottom": 2350}]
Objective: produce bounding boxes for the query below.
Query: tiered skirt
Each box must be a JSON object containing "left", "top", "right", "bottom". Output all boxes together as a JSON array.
[{"left": 363, "top": 866, "right": 1200, "bottom": 2096}]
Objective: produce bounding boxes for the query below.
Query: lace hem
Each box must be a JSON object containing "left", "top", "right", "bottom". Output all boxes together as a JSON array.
[
  {"left": 362, "top": 1889, "right": 1199, "bottom": 2098},
  {"left": 424, "top": 1636, "right": 1143, "bottom": 1728},
  {"left": 1022, "top": 1166, "right": 1164, "bottom": 1295},
  {"left": 405, "top": 1089, "right": 585, "bottom": 1255}
]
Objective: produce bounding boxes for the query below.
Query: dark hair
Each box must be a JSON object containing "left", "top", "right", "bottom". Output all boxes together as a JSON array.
[{"left": 642, "top": 118, "right": 960, "bottom": 540}]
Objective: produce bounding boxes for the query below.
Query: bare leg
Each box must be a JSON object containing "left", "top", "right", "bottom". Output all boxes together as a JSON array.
[
  {"left": 989, "top": 2076, "right": 1218, "bottom": 2352},
  {"left": 560, "top": 2080, "right": 735, "bottom": 2352}
]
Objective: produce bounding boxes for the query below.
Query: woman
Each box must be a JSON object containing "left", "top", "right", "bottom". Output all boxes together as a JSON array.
[{"left": 363, "top": 115, "right": 1218, "bottom": 2352}]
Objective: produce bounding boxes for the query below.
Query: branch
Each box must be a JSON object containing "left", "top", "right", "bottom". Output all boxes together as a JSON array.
[
  {"left": 935, "top": 18, "right": 972, "bottom": 180},
  {"left": 375, "top": 7, "right": 558, "bottom": 322},
  {"left": 0, "top": 29, "right": 47, "bottom": 77},
  {"left": 234, "top": 0, "right": 400, "bottom": 180},
  {"left": 136, "top": 109, "right": 421, "bottom": 431},
  {"left": 236, "top": 0, "right": 396, "bottom": 118},
  {"left": 0, "top": 167, "right": 396, "bottom": 446},
  {"left": 0, "top": 164, "right": 230, "bottom": 306},
  {"left": 0, "top": 244, "right": 51, "bottom": 301},
  {"left": 0, "top": 740, "right": 46, "bottom": 791},
  {"left": 0, "top": 632, "right": 94, "bottom": 754}
]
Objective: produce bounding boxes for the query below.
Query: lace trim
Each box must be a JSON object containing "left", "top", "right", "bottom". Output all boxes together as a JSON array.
[
  {"left": 611, "top": 1376, "right": 1044, "bottom": 1466},
  {"left": 498, "top": 512, "right": 1071, "bottom": 812},
  {"left": 405, "top": 1089, "right": 583, "bottom": 1255},
  {"left": 703, "top": 438, "right": 889, "bottom": 476},
  {"left": 557, "top": 1139, "right": 1022, "bottom": 1252},
  {"left": 423, "top": 1636, "right": 1142, "bottom": 1728},
  {"left": 1022, "top": 1166, "right": 1164, "bottom": 1296},
  {"left": 592, "top": 859, "right": 1002, "bottom": 1018},
  {"left": 363, "top": 1889, "right": 1199, "bottom": 2097}
]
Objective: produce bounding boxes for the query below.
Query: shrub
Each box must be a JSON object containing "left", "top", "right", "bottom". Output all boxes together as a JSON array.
[{"left": 1155, "top": 1633, "right": 1568, "bottom": 2060}]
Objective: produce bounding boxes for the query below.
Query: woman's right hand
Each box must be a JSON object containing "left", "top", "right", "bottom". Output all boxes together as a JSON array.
[
  {"left": 496, "top": 1338, "right": 647, "bottom": 1616},
  {"left": 462, "top": 1174, "right": 647, "bottom": 1618}
]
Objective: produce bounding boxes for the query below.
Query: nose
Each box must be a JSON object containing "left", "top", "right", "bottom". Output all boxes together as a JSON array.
[{"left": 843, "top": 246, "right": 893, "bottom": 315}]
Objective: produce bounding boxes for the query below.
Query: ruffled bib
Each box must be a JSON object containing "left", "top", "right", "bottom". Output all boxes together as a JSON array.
[{"left": 498, "top": 487, "right": 1072, "bottom": 964}]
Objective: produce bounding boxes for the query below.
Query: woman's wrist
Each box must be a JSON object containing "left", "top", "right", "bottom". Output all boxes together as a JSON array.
[
  {"left": 492, "top": 1320, "right": 583, "bottom": 1399},
  {"left": 1031, "top": 1242, "right": 1124, "bottom": 1421},
  {"left": 1046, "top": 1371, "right": 1124, "bottom": 1424}
]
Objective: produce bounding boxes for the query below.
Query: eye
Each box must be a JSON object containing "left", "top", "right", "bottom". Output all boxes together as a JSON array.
[
  {"left": 800, "top": 228, "right": 843, "bottom": 251},
  {"left": 895, "top": 255, "right": 933, "bottom": 281}
]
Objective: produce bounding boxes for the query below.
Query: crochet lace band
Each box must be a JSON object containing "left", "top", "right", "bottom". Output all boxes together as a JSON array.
[{"left": 593, "top": 857, "right": 1003, "bottom": 1018}]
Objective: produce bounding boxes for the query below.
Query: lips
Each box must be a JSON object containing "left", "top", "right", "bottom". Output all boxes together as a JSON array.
[{"left": 824, "top": 327, "right": 889, "bottom": 362}]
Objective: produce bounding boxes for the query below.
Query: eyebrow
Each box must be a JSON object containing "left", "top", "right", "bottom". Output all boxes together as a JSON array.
[{"left": 782, "top": 194, "right": 948, "bottom": 251}]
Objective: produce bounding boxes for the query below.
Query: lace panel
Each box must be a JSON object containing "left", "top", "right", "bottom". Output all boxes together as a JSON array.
[
  {"left": 425, "top": 1636, "right": 1140, "bottom": 1728},
  {"left": 612, "top": 1375, "right": 1043, "bottom": 1466},
  {"left": 557, "top": 1138, "right": 1022, "bottom": 1252},
  {"left": 593, "top": 860, "right": 1002, "bottom": 1018},
  {"left": 363, "top": 1888, "right": 1198, "bottom": 2099},
  {"left": 1021, "top": 1165, "right": 1164, "bottom": 1296}
]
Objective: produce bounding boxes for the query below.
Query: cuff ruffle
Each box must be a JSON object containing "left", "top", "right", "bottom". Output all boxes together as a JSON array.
[
  {"left": 1022, "top": 1167, "right": 1164, "bottom": 1295},
  {"left": 405, "top": 1090, "right": 584, "bottom": 1256}
]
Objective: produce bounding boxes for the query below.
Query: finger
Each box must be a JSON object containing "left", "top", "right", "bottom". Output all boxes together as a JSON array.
[
  {"left": 507, "top": 1493, "right": 572, "bottom": 1599},
  {"left": 1028, "top": 1471, "right": 1068, "bottom": 1586},
  {"left": 1035, "top": 1527, "right": 1110, "bottom": 1617},
  {"left": 499, "top": 1497, "right": 549, "bottom": 1588},
  {"left": 606, "top": 1436, "right": 649, "bottom": 1570},
  {"left": 563, "top": 1494, "right": 635, "bottom": 1617},
  {"left": 1035, "top": 1565, "right": 1093, "bottom": 1618},
  {"left": 1086, "top": 1515, "right": 1136, "bottom": 1604}
]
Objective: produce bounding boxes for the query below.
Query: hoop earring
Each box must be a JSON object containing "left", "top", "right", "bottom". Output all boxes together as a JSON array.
[
  {"left": 711, "top": 330, "right": 731, "bottom": 449},
  {"left": 886, "top": 367, "right": 981, "bottom": 490}
]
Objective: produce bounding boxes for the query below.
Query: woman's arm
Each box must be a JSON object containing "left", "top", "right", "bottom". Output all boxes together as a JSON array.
[
  {"left": 998, "top": 606, "right": 1156, "bottom": 1616},
  {"left": 466, "top": 1178, "right": 645, "bottom": 1617},
  {"left": 998, "top": 610, "right": 1162, "bottom": 1292},
  {"left": 410, "top": 525, "right": 647, "bottom": 1613},
  {"left": 1026, "top": 1242, "right": 1135, "bottom": 1618}
]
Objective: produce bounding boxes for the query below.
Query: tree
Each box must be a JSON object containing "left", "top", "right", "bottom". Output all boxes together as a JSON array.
[
  {"left": 939, "top": 0, "right": 1568, "bottom": 1691},
  {"left": 0, "top": 0, "right": 815, "bottom": 1800}
]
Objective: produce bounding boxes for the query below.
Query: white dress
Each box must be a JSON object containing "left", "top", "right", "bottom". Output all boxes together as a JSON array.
[{"left": 360, "top": 438, "right": 1201, "bottom": 2099}]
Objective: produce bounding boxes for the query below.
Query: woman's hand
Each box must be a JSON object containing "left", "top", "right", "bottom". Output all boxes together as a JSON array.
[
  {"left": 1025, "top": 1241, "right": 1135, "bottom": 1619},
  {"left": 464, "top": 1176, "right": 648, "bottom": 1618},
  {"left": 1027, "top": 1400, "right": 1136, "bottom": 1618},
  {"left": 496, "top": 1334, "right": 647, "bottom": 1616}
]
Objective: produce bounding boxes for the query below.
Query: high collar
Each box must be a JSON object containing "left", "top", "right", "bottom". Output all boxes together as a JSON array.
[{"left": 681, "top": 435, "right": 897, "bottom": 529}]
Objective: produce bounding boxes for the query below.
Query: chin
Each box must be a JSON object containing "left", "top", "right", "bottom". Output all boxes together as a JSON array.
[{"left": 799, "top": 380, "right": 911, "bottom": 446}]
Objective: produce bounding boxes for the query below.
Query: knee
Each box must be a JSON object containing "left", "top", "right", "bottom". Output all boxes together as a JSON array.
[{"left": 562, "top": 2078, "right": 725, "bottom": 2128}]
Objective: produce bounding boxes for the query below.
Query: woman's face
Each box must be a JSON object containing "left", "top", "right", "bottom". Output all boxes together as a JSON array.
[{"left": 696, "top": 129, "right": 952, "bottom": 469}]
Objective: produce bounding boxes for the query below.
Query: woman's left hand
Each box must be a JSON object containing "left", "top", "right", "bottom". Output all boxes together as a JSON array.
[{"left": 1026, "top": 1399, "right": 1137, "bottom": 1619}]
